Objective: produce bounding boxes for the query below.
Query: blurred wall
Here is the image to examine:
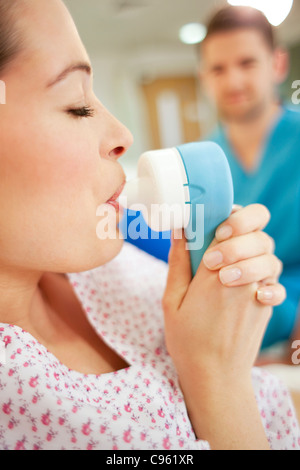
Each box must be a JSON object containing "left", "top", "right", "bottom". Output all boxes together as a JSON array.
[{"left": 63, "top": 0, "right": 300, "bottom": 178}]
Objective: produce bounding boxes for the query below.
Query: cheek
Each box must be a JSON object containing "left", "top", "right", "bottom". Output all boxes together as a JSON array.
[
  {"left": 247, "top": 68, "right": 272, "bottom": 94},
  {"left": 206, "top": 78, "right": 221, "bottom": 100},
  {"left": 37, "top": 119, "right": 117, "bottom": 205},
  {"left": 215, "top": 81, "right": 229, "bottom": 101},
  {"left": 39, "top": 124, "right": 96, "bottom": 188},
  {"left": 0, "top": 115, "right": 102, "bottom": 240},
  {"left": 23, "top": 119, "right": 98, "bottom": 200}
]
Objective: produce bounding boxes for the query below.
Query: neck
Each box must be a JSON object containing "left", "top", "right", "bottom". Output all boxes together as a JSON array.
[
  {"left": 0, "top": 267, "right": 59, "bottom": 346},
  {"left": 0, "top": 268, "right": 43, "bottom": 326},
  {"left": 0, "top": 267, "right": 92, "bottom": 352},
  {"left": 227, "top": 102, "right": 281, "bottom": 144},
  {"left": 223, "top": 102, "right": 282, "bottom": 171}
]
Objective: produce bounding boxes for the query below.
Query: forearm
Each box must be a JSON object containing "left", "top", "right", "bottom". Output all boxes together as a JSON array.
[{"left": 179, "top": 371, "right": 271, "bottom": 450}]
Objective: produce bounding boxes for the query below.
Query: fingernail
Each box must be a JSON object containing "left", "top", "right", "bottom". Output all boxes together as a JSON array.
[
  {"left": 203, "top": 250, "right": 223, "bottom": 269},
  {"left": 232, "top": 204, "right": 243, "bottom": 213},
  {"left": 257, "top": 288, "right": 274, "bottom": 301},
  {"left": 219, "top": 267, "right": 242, "bottom": 284},
  {"left": 216, "top": 225, "right": 233, "bottom": 241}
]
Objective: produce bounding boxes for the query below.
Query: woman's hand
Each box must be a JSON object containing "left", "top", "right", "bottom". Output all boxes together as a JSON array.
[
  {"left": 162, "top": 203, "right": 285, "bottom": 448},
  {"left": 163, "top": 202, "right": 284, "bottom": 378},
  {"left": 203, "top": 204, "right": 286, "bottom": 306}
]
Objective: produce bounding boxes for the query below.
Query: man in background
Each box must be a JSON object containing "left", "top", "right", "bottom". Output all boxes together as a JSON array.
[{"left": 199, "top": 5, "right": 300, "bottom": 357}]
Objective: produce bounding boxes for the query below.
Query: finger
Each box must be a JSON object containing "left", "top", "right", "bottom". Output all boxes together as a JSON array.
[
  {"left": 231, "top": 204, "right": 243, "bottom": 214},
  {"left": 218, "top": 254, "right": 283, "bottom": 286},
  {"left": 203, "top": 231, "right": 275, "bottom": 270},
  {"left": 215, "top": 204, "right": 271, "bottom": 242},
  {"left": 258, "top": 277, "right": 278, "bottom": 286},
  {"left": 257, "top": 283, "right": 287, "bottom": 306},
  {"left": 163, "top": 229, "right": 192, "bottom": 313}
]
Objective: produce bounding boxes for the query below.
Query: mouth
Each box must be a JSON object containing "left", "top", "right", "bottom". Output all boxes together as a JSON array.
[
  {"left": 106, "top": 180, "right": 126, "bottom": 211},
  {"left": 225, "top": 93, "right": 247, "bottom": 104}
]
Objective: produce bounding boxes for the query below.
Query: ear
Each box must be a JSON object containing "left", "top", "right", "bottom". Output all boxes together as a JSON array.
[{"left": 272, "top": 47, "right": 289, "bottom": 85}]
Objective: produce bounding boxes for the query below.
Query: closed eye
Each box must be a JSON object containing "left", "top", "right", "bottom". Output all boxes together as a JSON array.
[{"left": 67, "top": 106, "right": 95, "bottom": 118}]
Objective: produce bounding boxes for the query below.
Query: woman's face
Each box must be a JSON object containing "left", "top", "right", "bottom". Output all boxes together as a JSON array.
[{"left": 0, "top": 0, "right": 133, "bottom": 274}]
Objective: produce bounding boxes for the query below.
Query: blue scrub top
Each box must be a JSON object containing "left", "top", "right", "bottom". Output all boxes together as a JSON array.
[{"left": 209, "top": 107, "right": 300, "bottom": 348}]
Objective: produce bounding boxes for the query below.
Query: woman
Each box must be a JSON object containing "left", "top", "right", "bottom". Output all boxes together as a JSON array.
[{"left": 0, "top": 0, "right": 298, "bottom": 450}]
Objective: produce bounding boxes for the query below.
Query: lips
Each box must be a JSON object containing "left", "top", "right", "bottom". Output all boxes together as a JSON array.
[
  {"left": 106, "top": 181, "right": 126, "bottom": 212},
  {"left": 225, "top": 93, "right": 247, "bottom": 104},
  {"left": 107, "top": 181, "right": 126, "bottom": 203}
]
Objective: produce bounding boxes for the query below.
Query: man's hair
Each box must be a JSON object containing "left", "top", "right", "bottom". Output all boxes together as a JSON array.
[{"left": 203, "top": 5, "right": 276, "bottom": 51}]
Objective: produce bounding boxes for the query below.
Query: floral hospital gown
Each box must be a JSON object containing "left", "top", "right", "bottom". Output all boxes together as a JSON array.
[{"left": 0, "top": 242, "right": 299, "bottom": 450}]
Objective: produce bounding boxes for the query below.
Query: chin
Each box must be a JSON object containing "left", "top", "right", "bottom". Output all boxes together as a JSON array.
[
  {"left": 63, "top": 233, "right": 125, "bottom": 274},
  {"left": 220, "top": 100, "right": 263, "bottom": 123},
  {"left": 93, "top": 232, "right": 125, "bottom": 268},
  {"left": 104, "top": 234, "right": 124, "bottom": 261}
]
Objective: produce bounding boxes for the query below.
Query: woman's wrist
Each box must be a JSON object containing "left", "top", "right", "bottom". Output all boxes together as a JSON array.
[
  {"left": 178, "top": 364, "right": 253, "bottom": 411},
  {"left": 178, "top": 370, "right": 270, "bottom": 450}
]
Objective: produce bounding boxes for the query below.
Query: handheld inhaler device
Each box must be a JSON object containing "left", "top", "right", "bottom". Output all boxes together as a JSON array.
[{"left": 121, "top": 142, "right": 234, "bottom": 276}]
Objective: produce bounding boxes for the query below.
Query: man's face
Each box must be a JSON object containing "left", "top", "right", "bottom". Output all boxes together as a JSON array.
[{"left": 201, "top": 29, "right": 278, "bottom": 123}]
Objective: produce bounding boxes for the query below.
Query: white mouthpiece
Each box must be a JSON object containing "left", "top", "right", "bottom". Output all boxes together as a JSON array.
[{"left": 119, "top": 148, "right": 190, "bottom": 232}]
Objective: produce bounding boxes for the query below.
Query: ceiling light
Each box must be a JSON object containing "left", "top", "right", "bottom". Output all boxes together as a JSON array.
[
  {"left": 179, "top": 23, "right": 207, "bottom": 45},
  {"left": 227, "top": 0, "right": 294, "bottom": 27}
]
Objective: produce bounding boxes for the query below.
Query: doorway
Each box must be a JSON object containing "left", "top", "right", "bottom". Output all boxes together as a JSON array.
[{"left": 141, "top": 76, "right": 202, "bottom": 149}]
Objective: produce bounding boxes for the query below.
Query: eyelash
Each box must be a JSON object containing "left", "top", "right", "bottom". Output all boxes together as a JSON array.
[{"left": 67, "top": 106, "right": 95, "bottom": 118}]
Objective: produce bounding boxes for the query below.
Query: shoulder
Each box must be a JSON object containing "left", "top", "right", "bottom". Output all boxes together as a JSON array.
[
  {"left": 280, "top": 107, "right": 300, "bottom": 135},
  {"left": 275, "top": 108, "right": 300, "bottom": 170},
  {"left": 283, "top": 106, "right": 300, "bottom": 122},
  {"left": 0, "top": 324, "right": 60, "bottom": 379}
]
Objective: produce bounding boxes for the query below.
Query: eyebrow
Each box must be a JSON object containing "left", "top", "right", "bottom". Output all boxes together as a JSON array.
[{"left": 46, "top": 62, "right": 92, "bottom": 88}]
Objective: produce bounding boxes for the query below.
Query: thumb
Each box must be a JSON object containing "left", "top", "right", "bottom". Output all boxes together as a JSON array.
[{"left": 163, "top": 229, "right": 192, "bottom": 313}]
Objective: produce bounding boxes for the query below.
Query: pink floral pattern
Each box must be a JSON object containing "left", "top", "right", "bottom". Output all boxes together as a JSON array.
[{"left": 0, "top": 243, "right": 299, "bottom": 450}]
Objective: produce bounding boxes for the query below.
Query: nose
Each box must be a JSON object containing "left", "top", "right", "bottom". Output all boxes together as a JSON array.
[
  {"left": 223, "top": 67, "right": 244, "bottom": 91},
  {"left": 99, "top": 106, "right": 134, "bottom": 160}
]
